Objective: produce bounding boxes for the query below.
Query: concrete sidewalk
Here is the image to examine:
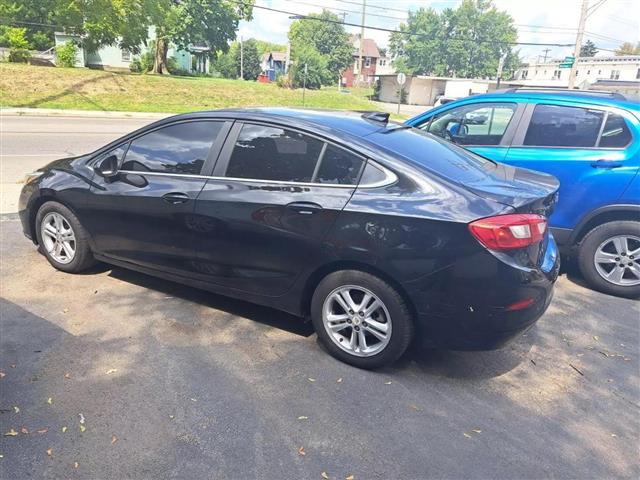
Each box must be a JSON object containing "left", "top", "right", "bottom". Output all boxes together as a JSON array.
[{"left": 1, "top": 107, "right": 172, "bottom": 119}]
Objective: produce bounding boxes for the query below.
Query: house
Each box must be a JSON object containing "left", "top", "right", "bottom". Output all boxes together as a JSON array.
[
  {"left": 378, "top": 75, "right": 491, "bottom": 106},
  {"left": 53, "top": 29, "right": 202, "bottom": 74},
  {"left": 514, "top": 55, "right": 640, "bottom": 88},
  {"left": 342, "top": 34, "right": 380, "bottom": 87},
  {"left": 376, "top": 56, "right": 395, "bottom": 76},
  {"left": 260, "top": 51, "right": 287, "bottom": 81}
]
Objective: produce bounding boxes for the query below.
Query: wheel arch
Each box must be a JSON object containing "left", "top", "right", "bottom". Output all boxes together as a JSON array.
[
  {"left": 299, "top": 260, "right": 417, "bottom": 320},
  {"left": 28, "top": 193, "right": 81, "bottom": 245},
  {"left": 571, "top": 205, "right": 640, "bottom": 246}
]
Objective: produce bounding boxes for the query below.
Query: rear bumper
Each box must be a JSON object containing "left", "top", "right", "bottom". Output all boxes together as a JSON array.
[{"left": 406, "top": 235, "right": 560, "bottom": 350}]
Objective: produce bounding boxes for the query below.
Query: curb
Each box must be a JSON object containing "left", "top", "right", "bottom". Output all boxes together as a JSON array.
[{"left": 0, "top": 107, "right": 173, "bottom": 119}]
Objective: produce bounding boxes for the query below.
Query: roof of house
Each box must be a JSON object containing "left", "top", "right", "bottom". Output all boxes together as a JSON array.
[
  {"left": 351, "top": 35, "right": 380, "bottom": 58},
  {"left": 269, "top": 52, "right": 287, "bottom": 62}
]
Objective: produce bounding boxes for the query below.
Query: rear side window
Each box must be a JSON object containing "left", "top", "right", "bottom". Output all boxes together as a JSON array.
[
  {"left": 226, "top": 124, "right": 323, "bottom": 182},
  {"left": 524, "top": 105, "right": 604, "bottom": 147},
  {"left": 315, "top": 144, "right": 364, "bottom": 184},
  {"left": 598, "top": 113, "right": 632, "bottom": 148},
  {"left": 121, "top": 121, "right": 222, "bottom": 175}
]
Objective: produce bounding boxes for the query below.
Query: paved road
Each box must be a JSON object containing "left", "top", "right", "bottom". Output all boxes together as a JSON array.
[{"left": 1, "top": 115, "right": 639, "bottom": 479}]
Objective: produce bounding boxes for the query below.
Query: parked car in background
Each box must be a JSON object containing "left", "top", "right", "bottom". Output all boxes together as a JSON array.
[
  {"left": 407, "top": 89, "right": 640, "bottom": 297},
  {"left": 19, "top": 109, "right": 560, "bottom": 368}
]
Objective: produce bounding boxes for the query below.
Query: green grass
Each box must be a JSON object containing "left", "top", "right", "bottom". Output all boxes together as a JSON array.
[{"left": 0, "top": 63, "right": 380, "bottom": 114}]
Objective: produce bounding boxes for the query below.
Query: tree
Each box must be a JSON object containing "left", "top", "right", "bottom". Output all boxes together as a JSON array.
[
  {"left": 580, "top": 40, "right": 598, "bottom": 57},
  {"left": 288, "top": 10, "right": 353, "bottom": 84},
  {"left": 254, "top": 39, "right": 286, "bottom": 55},
  {"left": 290, "top": 46, "right": 330, "bottom": 89},
  {"left": 0, "top": 0, "right": 58, "bottom": 50},
  {"left": 235, "top": 38, "right": 261, "bottom": 80},
  {"left": 389, "top": 0, "right": 518, "bottom": 78},
  {"left": 615, "top": 41, "right": 640, "bottom": 56},
  {"left": 149, "top": 0, "right": 254, "bottom": 74},
  {"left": 5, "top": 27, "right": 31, "bottom": 63}
]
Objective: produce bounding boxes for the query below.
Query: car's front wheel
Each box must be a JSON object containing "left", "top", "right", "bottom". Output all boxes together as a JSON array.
[
  {"left": 311, "top": 270, "right": 414, "bottom": 369},
  {"left": 578, "top": 221, "right": 640, "bottom": 298},
  {"left": 35, "top": 201, "right": 96, "bottom": 273}
]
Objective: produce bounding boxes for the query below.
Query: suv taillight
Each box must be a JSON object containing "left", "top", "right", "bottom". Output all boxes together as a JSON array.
[{"left": 468, "top": 214, "right": 547, "bottom": 251}]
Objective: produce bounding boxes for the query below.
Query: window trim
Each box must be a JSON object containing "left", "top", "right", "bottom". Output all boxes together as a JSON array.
[
  {"left": 213, "top": 120, "right": 370, "bottom": 187},
  {"left": 511, "top": 103, "right": 634, "bottom": 150}
]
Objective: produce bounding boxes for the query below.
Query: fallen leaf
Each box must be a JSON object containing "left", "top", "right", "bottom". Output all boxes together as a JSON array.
[
  {"left": 111, "top": 435, "right": 118, "bottom": 445},
  {"left": 80, "top": 425, "right": 86, "bottom": 433},
  {"left": 4, "top": 429, "right": 18, "bottom": 437},
  {"left": 472, "top": 429, "right": 482, "bottom": 433},
  {"left": 10, "top": 364, "right": 16, "bottom": 369},
  {"left": 346, "top": 475, "right": 355, "bottom": 480},
  {"left": 384, "top": 381, "right": 392, "bottom": 385},
  {"left": 169, "top": 415, "right": 175, "bottom": 420},
  {"left": 37, "top": 428, "right": 48, "bottom": 434},
  {"left": 297, "top": 416, "right": 308, "bottom": 420},
  {"left": 0, "top": 372, "right": 5, "bottom": 379},
  {"left": 20, "top": 427, "right": 28, "bottom": 434},
  {"left": 46, "top": 448, "right": 53, "bottom": 457},
  {"left": 408, "top": 404, "right": 422, "bottom": 412},
  {"left": 190, "top": 398, "right": 197, "bottom": 402},
  {"left": 298, "top": 446, "right": 306, "bottom": 456},
  {"left": 106, "top": 369, "right": 118, "bottom": 375},
  {"left": 46, "top": 397, "right": 53, "bottom": 405},
  {"left": 62, "top": 427, "right": 67, "bottom": 433},
  {"left": 13, "top": 406, "right": 19, "bottom": 414},
  {"left": 463, "top": 432, "right": 472, "bottom": 438},
  {"left": 593, "top": 335, "right": 599, "bottom": 341},
  {"left": 611, "top": 433, "right": 617, "bottom": 438},
  {"left": 307, "top": 378, "right": 316, "bottom": 382},
  {"left": 74, "top": 462, "right": 79, "bottom": 469},
  {"left": 64, "top": 373, "right": 71, "bottom": 379},
  {"left": 0, "top": 454, "right": 4, "bottom": 458},
  {"left": 336, "top": 378, "right": 343, "bottom": 383},
  {"left": 63, "top": 308, "right": 69, "bottom": 313},
  {"left": 321, "top": 472, "right": 329, "bottom": 480},
  {"left": 79, "top": 413, "right": 85, "bottom": 424}
]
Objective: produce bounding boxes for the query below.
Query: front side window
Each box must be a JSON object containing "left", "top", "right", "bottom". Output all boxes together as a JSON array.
[
  {"left": 121, "top": 121, "right": 222, "bottom": 175},
  {"left": 422, "top": 103, "right": 517, "bottom": 146},
  {"left": 226, "top": 124, "right": 323, "bottom": 182},
  {"left": 598, "top": 113, "right": 632, "bottom": 148},
  {"left": 524, "top": 104, "right": 604, "bottom": 147}
]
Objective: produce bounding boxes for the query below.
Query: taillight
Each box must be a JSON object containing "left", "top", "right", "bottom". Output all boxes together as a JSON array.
[{"left": 468, "top": 214, "right": 547, "bottom": 251}]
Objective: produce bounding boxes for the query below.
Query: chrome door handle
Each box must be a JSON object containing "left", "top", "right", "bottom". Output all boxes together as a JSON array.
[
  {"left": 162, "top": 192, "right": 190, "bottom": 204},
  {"left": 286, "top": 201, "right": 323, "bottom": 215}
]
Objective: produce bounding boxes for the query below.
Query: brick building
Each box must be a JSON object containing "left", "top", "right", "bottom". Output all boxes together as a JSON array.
[{"left": 342, "top": 34, "right": 380, "bottom": 88}]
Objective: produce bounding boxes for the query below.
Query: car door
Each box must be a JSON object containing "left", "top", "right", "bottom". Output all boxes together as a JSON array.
[
  {"left": 191, "top": 121, "right": 365, "bottom": 296},
  {"left": 504, "top": 102, "right": 639, "bottom": 231},
  {"left": 85, "top": 119, "right": 231, "bottom": 275},
  {"left": 414, "top": 102, "right": 524, "bottom": 162}
]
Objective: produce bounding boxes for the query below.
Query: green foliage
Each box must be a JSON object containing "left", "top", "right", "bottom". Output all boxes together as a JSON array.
[
  {"left": 580, "top": 40, "right": 598, "bottom": 57},
  {"left": 129, "top": 49, "right": 155, "bottom": 73},
  {"left": 0, "top": 1, "right": 56, "bottom": 50},
  {"left": 254, "top": 39, "right": 286, "bottom": 55},
  {"left": 55, "top": 41, "right": 78, "bottom": 67},
  {"left": 212, "top": 46, "right": 238, "bottom": 79},
  {"left": 6, "top": 27, "right": 32, "bottom": 63},
  {"left": 235, "top": 38, "right": 261, "bottom": 80},
  {"left": 397, "top": 87, "right": 408, "bottom": 104},
  {"left": 288, "top": 9, "right": 353, "bottom": 84},
  {"left": 276, "top": 73, "right": 291, "bottom": 88},
  {"left": 615, "top": 41, "right": 640, "bottom": 56},
  {"left": 290, "top": 46, "right": 330, "bottom": 90},
  {"left": 389, "top": 0, "right": 518, "bottom": 78},
  {"left": 372, "top": 78, "right": 381, "bottom": 100}
]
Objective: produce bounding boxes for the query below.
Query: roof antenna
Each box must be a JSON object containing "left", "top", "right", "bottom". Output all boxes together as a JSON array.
[{"left": 361, "top": 111, "right": 390, "bottom": 123}]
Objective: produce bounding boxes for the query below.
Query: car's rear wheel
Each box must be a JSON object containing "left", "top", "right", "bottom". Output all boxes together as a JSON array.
[
  {"left": 35, "top": 201, "right": 96, "bottom": 273},
  {"left": 311, "top": 270, "right": 414, "bottom": 369},
  {"left": 578, "top": 221, "right": 640, "bottom": 298}
]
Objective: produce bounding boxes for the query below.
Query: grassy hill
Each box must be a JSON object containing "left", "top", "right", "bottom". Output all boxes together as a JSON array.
[{"left": 0, "top": 64, "right": 378, "bottom": 113}]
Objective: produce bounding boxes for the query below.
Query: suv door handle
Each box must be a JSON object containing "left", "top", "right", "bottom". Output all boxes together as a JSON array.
[
  {"left": 591, "top": 160, "right": 623, "bottom": 169},
  {"left": 162, "top": 192, "right": 190, "bottom": 204},
  {"left": 286, "top": 201, "right": 323, "bottom": 215}
]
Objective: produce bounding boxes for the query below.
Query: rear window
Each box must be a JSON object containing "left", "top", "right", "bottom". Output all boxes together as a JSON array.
[
  {"left": 598, "top": 113, "right": 632, "bottom": 148},
  {"left": 366, "top": 127, "right": 499, "bottom": 184}
]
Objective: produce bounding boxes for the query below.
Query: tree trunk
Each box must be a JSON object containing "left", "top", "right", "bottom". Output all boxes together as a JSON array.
[{"left": 154, "top": 37, "right": 168, "bottom": 74}]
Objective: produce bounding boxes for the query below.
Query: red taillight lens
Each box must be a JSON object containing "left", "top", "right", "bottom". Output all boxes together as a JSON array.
[{"left": 468, "top": 214, "right": 547, "bottom": 251}]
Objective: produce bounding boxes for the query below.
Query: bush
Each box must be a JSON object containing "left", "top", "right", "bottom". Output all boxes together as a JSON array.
[
  {"left": 276, "top": 73, "right": 291, "bottom": 88},
  {"left": 6, "top": 28, "right": 31, "bottom": 63},
  {"left": 372, "top": 78, "right": 381, "bottom": 100},
  {"left": 55, "top": 42, "right": 78, "bottom": 68},
  {"left": 130, "top": 50, "right": 154, "bottom": 73}
]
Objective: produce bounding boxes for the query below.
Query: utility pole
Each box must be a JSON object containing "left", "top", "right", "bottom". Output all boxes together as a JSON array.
[
  {"left": 302, "top": 63, "right": 307, "bottom": 106},
  {"left": 542, "top": 48, "right": 551, "bottom": 62},
  {"left": 240, "top": 36, "right": 244, "bottom": 80},
  {"left": 568, "top": 0, "right": 589, "bottom": 89},
  {"left": 357, "top": 0, "right": 366, "bottom": 86}
]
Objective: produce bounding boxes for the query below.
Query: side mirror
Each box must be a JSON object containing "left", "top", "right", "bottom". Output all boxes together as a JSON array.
[{"left": 96, "top": 154, "right": 119, "bottom": 178}]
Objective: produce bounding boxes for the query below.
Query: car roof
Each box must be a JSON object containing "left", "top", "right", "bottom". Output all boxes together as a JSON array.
[
  {"left": 439, "top": 90, "right": 640, "bottom": 114},
  {"left": 167, "top": 107, "right": 396, "bottom": 138}
]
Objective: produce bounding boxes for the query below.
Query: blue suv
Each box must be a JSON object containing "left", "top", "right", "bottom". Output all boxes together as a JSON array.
[{"left": 407, "top": 89, "right": 640, "bottom": 297}]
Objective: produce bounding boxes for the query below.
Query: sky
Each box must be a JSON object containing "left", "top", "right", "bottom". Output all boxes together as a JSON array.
[{"left": 238, "top": 0, "right": 640, "bottom": 61}]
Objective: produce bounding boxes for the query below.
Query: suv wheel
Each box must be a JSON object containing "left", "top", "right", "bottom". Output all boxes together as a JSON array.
[
  {"left": 578, "top": 221, "right": 640, "bottom": 298},
  {"left": 35, "top": 201, "right": 96, "bottom": 273},
  {"left": 311, "top": 270, "right": 414, "bottom": 369}
]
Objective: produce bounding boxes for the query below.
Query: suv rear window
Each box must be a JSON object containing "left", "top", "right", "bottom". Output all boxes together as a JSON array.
[
  {"left": 598, "top": 113, "right": 632, "bottom": 148},
  {"left": 524, "top": 104, "right": 604, "bottom": 147}
]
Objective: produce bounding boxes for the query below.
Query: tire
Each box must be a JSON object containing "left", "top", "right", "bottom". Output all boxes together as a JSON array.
[
  {"left": 310, "top": 270, "right": 414, "bottom": 369},
  {"left": 35, "top": 201, "right": 96, "bottom": 273},
  {"left": 577, "top": 221, "right": 640, "bottom": 298}
]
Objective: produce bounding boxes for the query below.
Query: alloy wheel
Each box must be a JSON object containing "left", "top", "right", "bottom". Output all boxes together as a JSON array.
[
  {"left": 41, "top": 212, "right": 76, "bottom": 264},
  {"left": 593, "top": 235, "right": 640, "bottom": 286},
  {"left": 322, "top": 285, "right": 392, "bottom": 357}
]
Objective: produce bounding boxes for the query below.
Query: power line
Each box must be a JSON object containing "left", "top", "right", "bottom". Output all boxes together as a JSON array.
[{"left": 279, "top": 0, "right": 406, "bottom": 21}]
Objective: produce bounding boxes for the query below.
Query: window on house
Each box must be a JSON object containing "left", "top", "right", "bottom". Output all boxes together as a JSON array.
[
  {"left": 122, "top": 50, "right": 131, "bottom": 62},
  {"left": 637, "top": 68, "right": 640, "bottom": 79},
  {"left": 587, "top": 70, "right": 591, "bottom": 75},
  {"left": 521, "top": 70, "right": 528, "bottom": 79},
  {"left": 598, "top": 70, "right": 602, "bottom": 75},
  {"left": 553, "top": 70, "right": 562, "bottom": 79},
  {"left": 610, "top": 70, "right": 621, "bottom": 80},
  {"left": 365, "top": 57, "right": 371, "bottom": 68}
]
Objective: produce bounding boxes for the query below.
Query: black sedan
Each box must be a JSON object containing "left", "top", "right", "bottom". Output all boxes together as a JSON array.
[{"left": 19, "top": 109, "right": 560, "bottom": 368}]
